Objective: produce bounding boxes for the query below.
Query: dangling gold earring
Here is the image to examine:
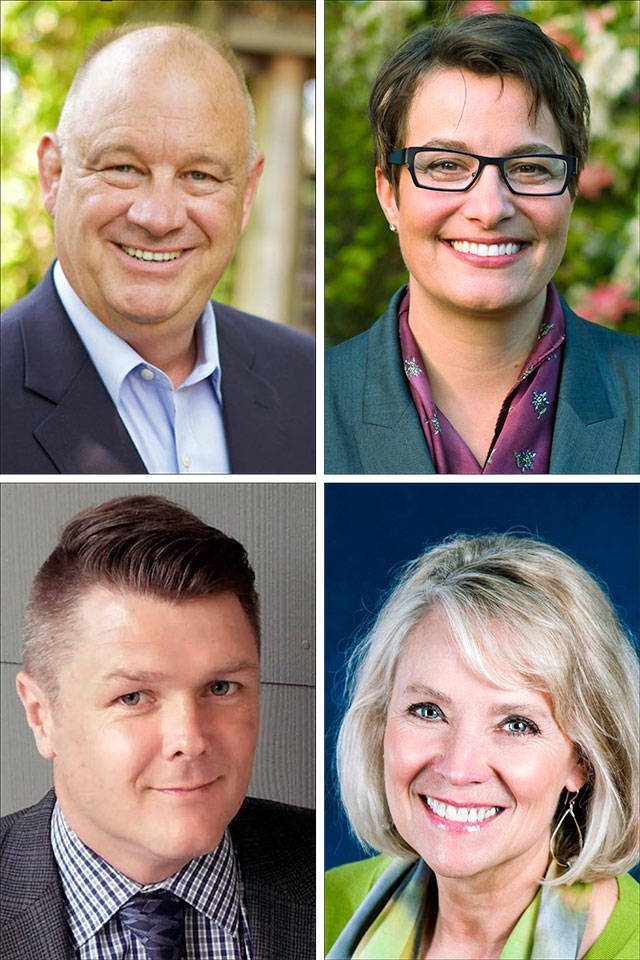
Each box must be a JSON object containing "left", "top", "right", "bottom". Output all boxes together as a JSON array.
[{"left": 550, "top": 788, "right": 583, "bottom": 868}]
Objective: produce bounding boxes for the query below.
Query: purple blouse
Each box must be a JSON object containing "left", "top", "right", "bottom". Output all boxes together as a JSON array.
[{"left": 398, "top": 283, "right": 566, "bottom": 474}]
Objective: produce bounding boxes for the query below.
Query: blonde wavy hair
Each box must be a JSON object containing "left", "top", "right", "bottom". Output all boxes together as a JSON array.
[{"left": 337, "top": 533, "right": 639, "bottom": 886}]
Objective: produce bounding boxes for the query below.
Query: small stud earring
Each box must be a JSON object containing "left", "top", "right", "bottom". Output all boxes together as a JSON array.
[{"left": 389, "top": 223, "right": 397, "bottom": 233}]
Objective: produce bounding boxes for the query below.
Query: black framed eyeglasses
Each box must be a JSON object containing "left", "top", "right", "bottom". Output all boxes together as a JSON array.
[{"left": 387, "top": 147, "right": 576, "bottom": 196}]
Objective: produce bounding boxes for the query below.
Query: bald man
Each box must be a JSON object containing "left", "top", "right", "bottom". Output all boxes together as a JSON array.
[{"left": 1, "top": 23, "right": 314, "bottom": 475}]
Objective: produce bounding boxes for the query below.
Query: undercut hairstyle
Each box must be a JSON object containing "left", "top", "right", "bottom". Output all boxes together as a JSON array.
[
  {"left": 337, "top": 533, "right": 639, "bottom": 887},
  {"left": 56, "top": 21, "right": 257, "bottom": 166},
  {"left": 369, "top": 13, "right": 590, "bottom": 198},
  {"left": 23, "top": 495, "right": 259, "bottom": 702}
]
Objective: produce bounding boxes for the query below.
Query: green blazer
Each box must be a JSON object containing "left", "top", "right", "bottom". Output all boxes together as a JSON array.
[
  {"left": 325, "top": 856, "right": 640, "bottom": 959},
  {"left": 325, "top": 288, "right": 640, "bottom": 474}
]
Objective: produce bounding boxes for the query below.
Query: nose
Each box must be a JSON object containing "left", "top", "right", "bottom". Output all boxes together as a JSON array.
[
  {"left": 162, "top": 697, "right": 209, "bottom": 761},
  {"left": 430, "top": 728, "right": 493, "bottom": 786},
  {"left": 126, "top": 174, "right": 188, "bottom": 237},
  {"left": 461, "top": 162, "right": 517, "bottom": 227}
]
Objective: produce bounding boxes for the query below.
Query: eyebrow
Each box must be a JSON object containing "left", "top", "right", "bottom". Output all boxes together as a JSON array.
[
  {"left": 87, "top": 144, "right": 232, "bottom": 174},
  {"left": 418, "top": 138, "right": 560, "bottom": 155},
  {"left": 87, "top": 143, "right": 144, "bottom": 165},
  {"left": 101, "top": 659, "right": 259, "bottom": 684},
  {"left": 400, "top": 683, "right": 546, "bottom": 717},
  {"left": 402, "top": 683, "right": 452, "bottom": 705}
]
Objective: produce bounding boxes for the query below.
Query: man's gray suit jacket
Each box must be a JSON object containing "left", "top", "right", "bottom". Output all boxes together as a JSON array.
[
  {"left": 1, "top": 264, "right": 315, "bottom": 474},
  {"left": 325, "top": 286, "right": 640, "bottom": 474},
  {"left": 1, "top": 790, "right": 314, "bottom": 960}
]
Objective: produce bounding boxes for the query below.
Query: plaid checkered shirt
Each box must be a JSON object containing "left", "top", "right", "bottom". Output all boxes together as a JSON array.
[{"left": 51, "top": 802, "right": 253, "bottom": 959}]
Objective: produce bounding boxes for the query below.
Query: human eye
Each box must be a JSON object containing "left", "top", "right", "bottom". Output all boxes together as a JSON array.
[
  {"left": 506, "top": 157, "right": 560, "bottom": 182},
  {"left": 407, "top": 701, "right": 445, "bottom": 722},
  {"left": 187, "top": 170, "right": 214, "bottom": 181},
  {"left": 415, "top": 152, "right": 473, "bottom": 183},
  {"left": 501, "top": 715, "right": 540, "bottom": 737},
  {"left": 431, "top": 157, "right": 467, "bottom": 171},
  {"left": 100, "top": 164, "right": 141, "bottom": 186},
  {"left": 208, "top": 680, "right": 240, "bottom": 697},
  {"left": 103, "top": 164, "right": 142, "bottom": 176},
  {"left": 118, "top": 690, "right": 147, "bottom": 707}
]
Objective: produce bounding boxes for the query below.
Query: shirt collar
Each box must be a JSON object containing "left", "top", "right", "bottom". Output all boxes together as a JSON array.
[
  {"left": 52, "top": 260, "right": 222, "bottom": 403},
  {"left": 51, "top": 801, "right": 242, "bottom": 947}
]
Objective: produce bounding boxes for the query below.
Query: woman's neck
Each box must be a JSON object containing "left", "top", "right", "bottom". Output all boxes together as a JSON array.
[
  {"left": 423, "top": 838, "right": 549, "bottom": 959},
  {"left": 407, "top": 280, "right": 549, "bottom": 464}
]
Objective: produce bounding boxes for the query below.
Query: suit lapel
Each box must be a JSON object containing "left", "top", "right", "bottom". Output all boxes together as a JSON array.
[
  {"left": 20, "top": 268, "right": 146, "bottom": 474},
  {"left": 551, "top": 302, "right": 624, "bottom": 473},
  {"left": 1, "top": 791, "right": 74, "bottom": 960},
  {"left": 216, "top": 309, "right": 290, "bottom": 473},
  {"left": 229, "top": 798, "right": 314, "bottom": 960},
  {"left": 356, "top": 290, "right": 435, "bottom": 474}
]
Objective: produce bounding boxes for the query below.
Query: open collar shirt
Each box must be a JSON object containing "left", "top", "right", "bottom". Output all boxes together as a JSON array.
[
  {"left": 398, "top": 283, "right": 566, "bottom": 474},
  {"left": 50, "top": 802, "right": 252, "bottom": 960},
  {"left": 53, "top": 261, "right": 230, "bottom": 474}
]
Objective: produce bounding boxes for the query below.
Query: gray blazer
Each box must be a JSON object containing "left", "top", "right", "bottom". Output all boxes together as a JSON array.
[
  {"left": 1, "top": 790, "right": 314, "bottom": 960},
  {"left": 325, "top": 287, "right": 640, "bottom": 474}
]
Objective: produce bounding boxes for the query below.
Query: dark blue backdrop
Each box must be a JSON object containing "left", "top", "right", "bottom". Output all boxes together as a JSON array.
[{"left": 324, "top": 482, "right": 639, "bottom": 875}]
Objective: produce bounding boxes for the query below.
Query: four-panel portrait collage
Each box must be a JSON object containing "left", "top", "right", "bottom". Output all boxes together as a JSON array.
[{"left": 1, "top": 2, "right": 638, "bottom": 959}]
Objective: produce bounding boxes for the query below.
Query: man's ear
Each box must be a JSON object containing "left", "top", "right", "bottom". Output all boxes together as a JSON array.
[
  {"left": 37, "top": 133, "right": 63, "bottom": 218},
  {"left": 16, "top": 671, "right": 57, "bottom": 760},
  {"left": 240, "top": 152, "right": 264, "bottom": 233},
  {"left": 375, "top": 166, "right": 400, "bottom": 233}
]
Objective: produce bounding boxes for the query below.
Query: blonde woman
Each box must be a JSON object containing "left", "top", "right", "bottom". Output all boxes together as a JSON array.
[{"left": 326, "top": 534, "right": 639, "bottom": 959}]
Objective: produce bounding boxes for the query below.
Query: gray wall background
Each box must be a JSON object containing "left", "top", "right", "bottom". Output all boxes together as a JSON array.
[{"left": 1, "top": 482, "right": 315, "bottom": 815}]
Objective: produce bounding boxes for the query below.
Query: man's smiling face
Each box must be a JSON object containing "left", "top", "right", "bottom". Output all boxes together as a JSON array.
[
  {"left": 38, "top": 32, "right": 261, "bottom": 343},
  {"left": 21, "top": 587, "right": 260, "bottom": 885}
]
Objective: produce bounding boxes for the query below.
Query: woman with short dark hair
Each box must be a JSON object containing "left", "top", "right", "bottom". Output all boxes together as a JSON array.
[{"left": 325, "top": 14, "right": 639, "bottom": 475}]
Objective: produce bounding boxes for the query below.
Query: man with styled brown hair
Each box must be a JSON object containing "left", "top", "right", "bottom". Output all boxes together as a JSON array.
[{"left": 1, "top": 495, "right": 314, "bottom": 959}]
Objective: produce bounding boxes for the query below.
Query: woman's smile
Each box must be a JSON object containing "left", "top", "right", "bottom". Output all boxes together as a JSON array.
[{"left": 420, "top": 795, "right": 507, "bottom": 835}]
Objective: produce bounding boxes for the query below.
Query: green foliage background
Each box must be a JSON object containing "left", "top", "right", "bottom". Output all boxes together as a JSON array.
[
  {"left": 0, "top": 0, "right": 313, "bottom": 313},
  {"left": 325, "top": 0, "right": 640, "bottom": 346}
]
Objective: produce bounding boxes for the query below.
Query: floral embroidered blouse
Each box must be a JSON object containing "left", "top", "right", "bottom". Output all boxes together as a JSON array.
[{"left": 398, "top": 283, "right": 566, "bottom": 474}]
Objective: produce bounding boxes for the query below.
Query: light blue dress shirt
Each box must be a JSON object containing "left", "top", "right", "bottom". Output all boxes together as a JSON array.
[{"left": 53, "top": 261, "right": 230, "bottom": 474}]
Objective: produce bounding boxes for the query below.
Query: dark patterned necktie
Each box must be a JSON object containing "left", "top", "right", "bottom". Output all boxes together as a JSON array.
[{"left": 118, "top": 891, "right": 185, "bottom": 960}]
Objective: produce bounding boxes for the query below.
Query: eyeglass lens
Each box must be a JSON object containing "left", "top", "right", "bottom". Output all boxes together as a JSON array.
[{"left": 413, "top": 151, "right": 568, "bottom": 194}]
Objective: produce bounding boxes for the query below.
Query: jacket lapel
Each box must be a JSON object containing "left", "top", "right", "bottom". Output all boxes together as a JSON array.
[
  {"left": 551, "top": 302, "right": 624, "bottom": 473},
  {"left": 20, "top": 268, "right": 146, "bottom": 474},
  {"left": 216, "top": 309, "right": 291, "bottom": 474},
  {"left": 357, "top": 290, "right": 435, "bottom": 474},
  {"left": 229, "top": 798, "right": 314, "bottom": 960},
  {"left": 1, "top": 791, "right": 74, "bottom": 960}
]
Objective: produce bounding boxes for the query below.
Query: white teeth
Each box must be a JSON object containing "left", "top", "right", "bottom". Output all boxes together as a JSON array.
[
  {"left": 120, "top": 245, "right": 182, "bottom": 262},
  {"left": 425, "top": 796, "right": 500, "bottom": 823},
  {"left": 450, "top": 240, "right": 522, "bottom": 257}
]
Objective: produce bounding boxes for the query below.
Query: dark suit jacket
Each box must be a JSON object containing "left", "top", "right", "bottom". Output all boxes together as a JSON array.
[
  {"left": 1, "top": 790, "right": 314, "bottom": 960},
  {"left": 1, "top": 265, "right": 315, "bottom": 474},
  {"left": 325, "top": 286, "right": 640, "bottom": 474}
]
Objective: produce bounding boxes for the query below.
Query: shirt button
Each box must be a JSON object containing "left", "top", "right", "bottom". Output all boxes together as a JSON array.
[
  {"left": 140, "top": 368, "right": 155, "bottom": 380},
  {"left": 181, "top": 454, "right": 191, "bottom": 468}
]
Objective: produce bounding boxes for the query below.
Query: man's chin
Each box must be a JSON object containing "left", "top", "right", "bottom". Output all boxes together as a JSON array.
[{"left": 108, "top": 299, "right": 187, "bottom": 327}]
